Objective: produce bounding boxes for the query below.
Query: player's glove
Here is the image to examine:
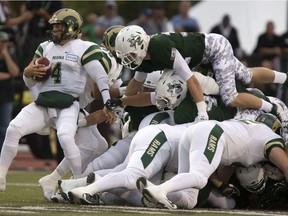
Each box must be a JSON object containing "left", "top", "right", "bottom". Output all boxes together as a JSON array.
[
  {"left": 195, "top": 112, "right": 209, "bottom": 122},
  {"left": 104, "top": 98, "right": 122, "bottom": 111},
  {"left": 218, "top": 182, "right": 240, "bottom": 198}
]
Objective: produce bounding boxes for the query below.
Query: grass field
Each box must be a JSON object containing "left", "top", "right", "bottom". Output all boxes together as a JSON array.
[{"left": 0, "top": 171, "right": 286, "bottom": 216}]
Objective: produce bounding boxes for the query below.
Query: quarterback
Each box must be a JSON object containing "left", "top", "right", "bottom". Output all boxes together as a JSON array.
[{"left": 0, "top": 8, "right": 112, "bottom": 192}]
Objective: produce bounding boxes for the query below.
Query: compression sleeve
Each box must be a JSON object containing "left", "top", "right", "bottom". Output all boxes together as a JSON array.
[
  {"left": 173, "top": 49, "right": 194, "bottom": 81},
  {"left": 23, "top": 74, "right": 38, "bottom": 88},
  {"left": 84, "top": 61, "right": 110, "bottom": 104},
  {"left": 134, "top": 71, "right": 148, "bottom": 82}
]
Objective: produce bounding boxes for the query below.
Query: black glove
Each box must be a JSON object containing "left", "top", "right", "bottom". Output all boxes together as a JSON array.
[
  {"left": 218, "top": 182, "right": 240, "bottom": 197},
  {"left": 104, "top": 98, "right": 122, "bottom": 110}
]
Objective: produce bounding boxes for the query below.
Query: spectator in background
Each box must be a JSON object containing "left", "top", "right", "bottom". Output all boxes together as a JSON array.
[
  {"left": 5, "top": 0, "right": 63, "bottom": 71},
  {"left": 253, "top": 21, "right": 282, "bottom": 96},
  {"left": 171, "top": 0, "right": 200, "bottom": 32},
  {"left": 0, "top": 31, "right": 20, "bottom": 151},
  {"left": 152, "top": 2, "right": 174, "bottom": 33},
  {"left": 82, "top": 13, "right": 98, "bottom": 43},
  {"left": 280, "top": 29, "right": 288, "bottom": 58},
  {"left": 210, "top": 14, "right": 244, "bottom": 60},
  {"left": 128, "top": 8, "right": 158, "bottom": 35},
  {"left": 94, "top": 0, "right": 124, "bottom": 44}
]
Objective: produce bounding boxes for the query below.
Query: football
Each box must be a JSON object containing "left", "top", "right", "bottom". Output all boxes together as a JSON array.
[{"left": 34, "top": 57, "right": 52, "bottom": 81}]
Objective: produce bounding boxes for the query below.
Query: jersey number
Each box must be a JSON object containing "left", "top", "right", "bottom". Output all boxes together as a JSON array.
[{"left": 51, "top": 62, "right": 62, "bottom": 84}]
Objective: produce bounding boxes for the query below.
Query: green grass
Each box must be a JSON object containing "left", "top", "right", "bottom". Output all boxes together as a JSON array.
[{"left": 0, "top": 171, "right": 282, "bottom": 216}]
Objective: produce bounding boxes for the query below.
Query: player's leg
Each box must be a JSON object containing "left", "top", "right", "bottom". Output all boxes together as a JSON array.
[
  {"left": 81, "top": 131, "right": 135, "bottom": 177},
  {"left": 55, "top": 101, "right": 81, "bottom": 178},
  {"left": 0, "top": 103, "right": 47, "bottom": 191},
  {"left": 142, "top": 122, "right": 224, "bottom": 209},
  {"left": 68, "top": 126, "right": 171, "bottom": 203}
]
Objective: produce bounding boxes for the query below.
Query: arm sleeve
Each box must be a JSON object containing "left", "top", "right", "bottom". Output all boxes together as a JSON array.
[
  {"left": 134, "top": 71, "right": 148, "bottom": 82},
  {"left": 84, "top": 61, "right": 110, "bottom": 104},
  {"left": 193, "top": 72, "right": 220, "bottom": 95},
  {"left": 173, "top": 49, "right": 194, "bottom": 81},
  {"left": 150, "top": 92, "right": 156, "bottom": 105},
  {"left": 23, "top": 74, "right": 38, "bottom": 88}
]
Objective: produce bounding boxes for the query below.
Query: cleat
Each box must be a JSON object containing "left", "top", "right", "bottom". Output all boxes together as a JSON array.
[
  {"left": 136, "top": 177, "right": 154, "bottom": 193},
  {"left": 67, "top": 186, "right": 87, "bottom": 204},
  {"left": 136, "top": 177, "right": 147, "bottom": 193},
  {"left": 142, "top": 186, "right": 177, "bottom": 210},
  {"left": 80, "top": 193, "right": 100, "bottom": 205},
  {"left": 58, "top": 178, "right": 86, "bottom": 193},
  {"left": 38, "top": 175, "right": 57, "bottom": 201},
  {"left": 0, "top": 176, "right": 6, "bottom": 192},
  {"left": 50, "top": 191, "right": 69, "bottom": 203},
  {"left": 86, "top": 172, "right": 95, "bottom": 185}
]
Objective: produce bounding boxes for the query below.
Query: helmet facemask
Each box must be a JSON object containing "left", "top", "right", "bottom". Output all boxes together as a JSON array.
[{"left": 48, "top": 23, "right": 69, "bottom": 44}]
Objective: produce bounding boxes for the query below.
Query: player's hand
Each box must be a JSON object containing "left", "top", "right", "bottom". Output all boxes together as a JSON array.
[
  {"left": 195, "top": 112, "right": 209, "bottom": 122},
  {"left": 218, "top": 182, "right": 240, "bottom": 197},
  {"left": 103, "top": 106, "right": 116, "bottom": 124}
]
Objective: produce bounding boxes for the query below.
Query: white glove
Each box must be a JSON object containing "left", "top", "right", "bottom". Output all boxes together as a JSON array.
[
  {"left": 77, "top": 111, "right": 87, "bottom": 127},
  {"left": 195, "top": 112, "right": 209, "bottom": 122}
]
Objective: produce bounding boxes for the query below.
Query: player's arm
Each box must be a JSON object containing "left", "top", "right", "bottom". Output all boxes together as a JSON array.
[
  {"left": 23, "top": 58, "right": 46, "bottom": 87},
  {"left": 173, "top": 49, "right": 207, "bottom": 120},
  {"left": 84, "top": 60, "right": 110, "bottom": 104},
  {"left": 193, "top": 72, "right": 219, "bottom": 95},
  {"left": 124, "top": 71, "right": 147, "bottom": 96},
  {"left": 78, "top": 110, "right": 107, "bottom": 127}
]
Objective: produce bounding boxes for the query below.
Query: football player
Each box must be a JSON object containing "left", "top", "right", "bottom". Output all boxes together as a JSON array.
[
  {"left": 0, "top": 8, "right": 113, "bottom": 193},
  {"left": 114, "top": 25, "right": 288, "bottom": 126},
  {"left": 141, "top": 113, "right": 288, "bottom": 210}
]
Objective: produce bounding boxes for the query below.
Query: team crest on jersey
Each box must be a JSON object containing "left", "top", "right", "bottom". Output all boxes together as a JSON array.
[
  {"left": 127, "top": 34, "right": 143, "bottom": 48},
  {"left": 66, "top": 54, "right": 78, "bottom": 62}
]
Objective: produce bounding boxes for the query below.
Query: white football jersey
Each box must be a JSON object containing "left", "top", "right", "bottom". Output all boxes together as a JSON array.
[
  {"left": 35, "top": 39, "right": 114, "bottom": 98},
  {"left": 218, "top": 119, "right": 281, "bottom": 167}
]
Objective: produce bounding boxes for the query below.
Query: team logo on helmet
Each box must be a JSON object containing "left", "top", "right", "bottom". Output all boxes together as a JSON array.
[{"left": 127, "top": 34, "right": 143, "bottom": 48}]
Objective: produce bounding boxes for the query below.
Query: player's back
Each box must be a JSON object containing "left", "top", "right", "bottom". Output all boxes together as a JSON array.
[{"left": 218, "top": 119, "right": 281, "bottom": 167}]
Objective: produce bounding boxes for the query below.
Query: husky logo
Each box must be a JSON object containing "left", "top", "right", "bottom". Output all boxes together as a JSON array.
[
  {"left": 127, "top": 34, "right": 143, "bottom": 48},
  {"left": 167, "top": 81, "right": 182, "bottom": 96}
]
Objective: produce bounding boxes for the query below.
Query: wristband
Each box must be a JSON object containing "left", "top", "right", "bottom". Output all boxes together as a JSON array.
[
  {"left": 119, "top": 86, "right": 126, "bottom": 97},
  {"left": 78, "top": 118, "right": 87, "bottom": 127},
  {"left": 196, "top": 101, "right": 206, "bottom": 113}
]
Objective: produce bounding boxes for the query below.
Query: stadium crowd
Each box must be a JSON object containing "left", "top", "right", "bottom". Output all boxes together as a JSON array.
[{"left": 1, "top": 0, "right": 288, "bottom": 212}]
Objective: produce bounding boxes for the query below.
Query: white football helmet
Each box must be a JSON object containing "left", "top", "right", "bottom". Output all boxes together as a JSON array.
[
  {"left": 155, "top": 69, "right": 187, "bottom": 110},
  {"left": 235, "top": 163, "right": 267, "bottom": 194},
  {"left": 115, "top": 25, "right": 150, "bottom": 70},
  {"left": 143, "top": 70, "right": 162, "bottom": 89}
]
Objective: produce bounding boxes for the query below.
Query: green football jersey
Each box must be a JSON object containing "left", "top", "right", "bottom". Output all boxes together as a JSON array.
[
  {"left": 136, "top": 32, "right": 205, "bottom": 72},
  {"left": 174, "top": 93, "right": 237, "bottom": 124}
]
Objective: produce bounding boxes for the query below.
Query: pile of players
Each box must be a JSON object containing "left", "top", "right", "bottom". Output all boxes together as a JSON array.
[{"left": 1, "top": 8, "right": 288, "bottom": 211}]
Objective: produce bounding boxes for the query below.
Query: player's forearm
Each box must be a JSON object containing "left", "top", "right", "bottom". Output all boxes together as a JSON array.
[
  {"left": 85, "top": 110, "right": 107, "bottom": 126},
  {"left": 121, "top": 92, "right": 152, "bottom": 107},
  {"left": 124, "top": 78, "right": 145, "bottom": 96}
]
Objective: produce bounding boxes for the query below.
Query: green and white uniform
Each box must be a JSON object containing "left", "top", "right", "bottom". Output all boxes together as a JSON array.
[
  {"left": 1, "top": 39, "right": 111, "bottom": 179},
  {"left": 136, "top": 32, "right": 253, "bottom": 105}
]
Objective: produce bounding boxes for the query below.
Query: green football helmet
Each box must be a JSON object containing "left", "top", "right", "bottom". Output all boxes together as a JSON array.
[
  {"left": 48, "top": 8, "right": 83, "bottom": 44},
  {"left": 255, "top": 113, "right": 281, "bottom": 134},
  {"left": 102, "top": 25, "right": 124, "bottom": 57}
]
